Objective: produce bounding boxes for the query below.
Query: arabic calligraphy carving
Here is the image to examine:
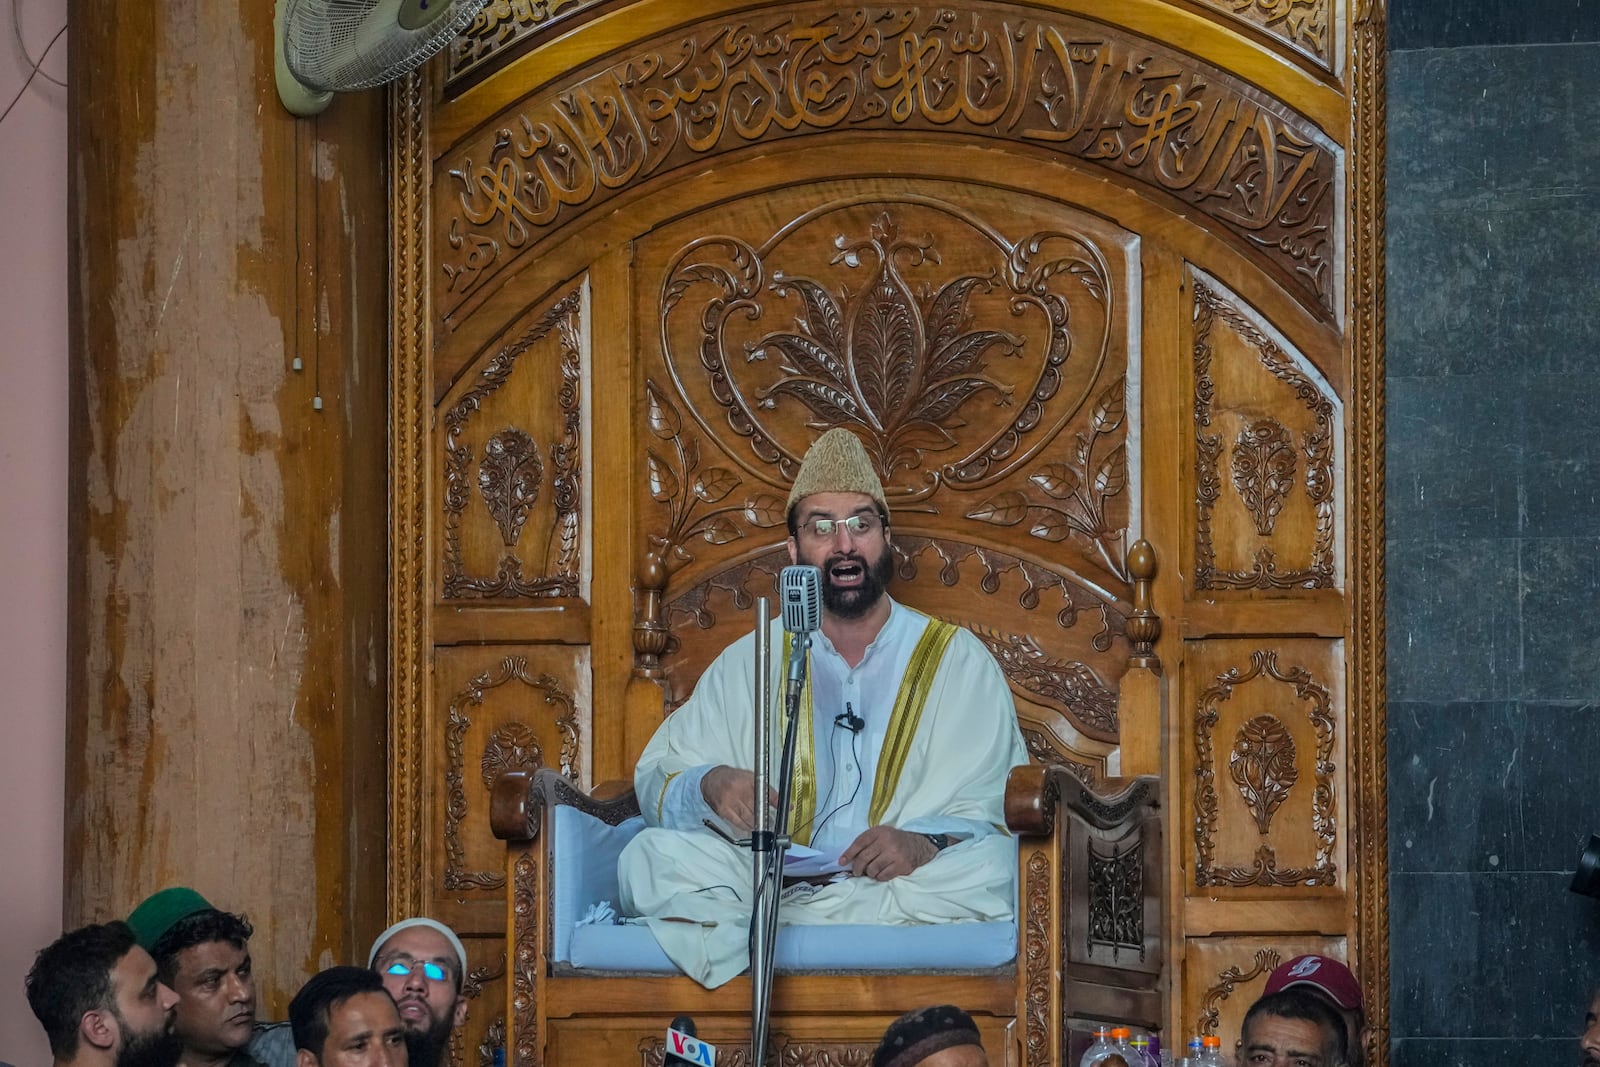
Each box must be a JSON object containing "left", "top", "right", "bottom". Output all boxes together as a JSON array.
[{"left": 439, "top": 8, "right": 1336, "bottom": 317}]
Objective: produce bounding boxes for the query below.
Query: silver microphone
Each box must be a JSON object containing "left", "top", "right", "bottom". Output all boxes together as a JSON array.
[{"left": 780, "top": 565, "right": 822, "bottom": 634}]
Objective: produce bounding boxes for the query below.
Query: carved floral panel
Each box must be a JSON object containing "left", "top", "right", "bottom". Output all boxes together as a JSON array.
[
  {"left": 1188, "top": 642, "right": 1340, "bottom": 890},
  {"left": 431, "top": 647, "right": 589, "bottom": 899},
  {"left": 439, "top": 287, "right": 586, "bottom": 601},
  {"left": 1192, "top": 273, "right": 1340, "bottom": 591},
  {"left": 436, "top": 6, "right": 1339, "bottom": 322},
  {"left": 642, "top": 196, "right": 1134, "bottom": 591}
]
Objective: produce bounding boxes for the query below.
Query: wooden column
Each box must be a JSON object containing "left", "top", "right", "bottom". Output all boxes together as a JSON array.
[{"left": 66, "top": 0, "right": 389, "bottom": 1014}]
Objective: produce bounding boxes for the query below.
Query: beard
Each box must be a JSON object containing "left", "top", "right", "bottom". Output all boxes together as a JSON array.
[
  {"left": 114, "top": 1020, "right": 179, "bottom": 1067},
  {"left": 818, "top": 546, "right": 895, "bottom": 620},
  {"left": 403, "top": 1016, "right": 455, "bottom": 1067}
]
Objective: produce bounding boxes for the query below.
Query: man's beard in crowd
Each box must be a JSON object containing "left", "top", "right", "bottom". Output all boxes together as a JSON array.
[
  {"left": 114, "top": 1018, "right": 179, "bottom": 1067},
  {"left": 404, "top": 1017, "right": 455, "bottom": 1067},
  {"left": 820, "top": 548, "right": 895, "bottom": 620}
]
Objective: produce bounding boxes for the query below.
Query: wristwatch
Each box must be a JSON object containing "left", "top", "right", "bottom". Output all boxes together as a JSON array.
[{"left": 921, "top": 832, "right": 953, "bottom": 851}]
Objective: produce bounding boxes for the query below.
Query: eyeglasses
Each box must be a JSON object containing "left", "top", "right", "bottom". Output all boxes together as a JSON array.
[
  {"left": 381, "top": 958, "right": 451, "bottom": 983},
  {"left": 798, "top": 513, "right": 881, "bottom": 540}
]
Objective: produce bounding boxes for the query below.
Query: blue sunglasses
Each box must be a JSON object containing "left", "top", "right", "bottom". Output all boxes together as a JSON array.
[{"left": 382, "top": 959, "right": 450, "bottom": 983}]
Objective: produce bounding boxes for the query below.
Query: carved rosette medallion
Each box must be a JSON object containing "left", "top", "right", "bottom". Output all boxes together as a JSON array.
[
  {"left": 1193, "top": 651, "right": 1336, "bottom": 887},
  {"left": 478, "top": 430, "right": 543, "bottom": 547},
  {"left": 1086, "top": 839, "right": 1145, "bottom": 961},
  {"left": 1197, "top": 949, "right": 1282, "bottom": 1036},
  {"left": 1229, "top": 714, "right": 1299, "bottom": 833},
  {"left": 443, "top": 289, "right": 584, "bottom": 599},
  {"left": 438, "top": 8, "right": 1338, "bottom": 319},
  {"left": 1193, "top": 282, "right": 1337, "bottom": 590},
  {"left": 443, "top": 659, "right": 580, "bottom": 891},
  {"left": 1230, "top": 419, "right": 1297, "bottom": 536}
]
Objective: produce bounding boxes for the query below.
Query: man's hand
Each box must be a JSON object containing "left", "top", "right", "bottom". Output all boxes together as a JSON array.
[
  {"left": 701, "top": 766, "right": 778, "bottom": 833},
  {"left": 839, "top": 826, "right": 939, "bottom": 881}
]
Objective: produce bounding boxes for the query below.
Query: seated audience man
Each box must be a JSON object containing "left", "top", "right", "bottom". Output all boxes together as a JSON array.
[
  {"left": 1583, "top": 984, "right": 1599, "bottom": 1067},
  {"left": 873, "top": 1005, "right": 989, "bottom": 1067},
  {"left": 618, "top": 428, "right": 1030, "bottom": 987},
  {"left": 128, "top": 887, "right": 264, "bottom": 1067},
  {"left": 1262, "top": 954, "right": 1366, "bottom": 1067},
  {"left": 288, "top": 967, "right": 406, "bottom": 1067},
  {"left": 25, "top": 921, "right": 180, "bottom": 1067},
  {"left": 250, "top": 918, "right": 468, "bottom": 1067},
  {"left": 1235, "top": 988, "right": 1348, "bottom": 1067}
]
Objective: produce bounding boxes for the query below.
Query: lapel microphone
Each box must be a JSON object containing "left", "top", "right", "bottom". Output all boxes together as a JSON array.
[{"left": 834, "top": 701, "right": 864, "bottom": 734}]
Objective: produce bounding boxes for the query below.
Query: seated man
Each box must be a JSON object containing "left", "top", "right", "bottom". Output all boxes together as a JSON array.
[
  {"left": 1234, "top": 988, "right": 1348, "bottom": 1067},
  {"left": 874, "top": 1005, "right": 989, "bottom": 1067},
  {"left": 250, "top": 918, "right": 467, "bottom": 1067},
  {"left": 26, "top": 921, "right": 180, "bottom": 1067},
  {"left": 619, "top": 428, "right": 1029, "bottom": 987},
  {"left": 1262, "top": 955, "right": 1366, "bottom": 1067},
  {"left": 288, "top": 967, "right": 407, "bottom": 1067},
  {"left": 128, "top": 887, "right": 263, "bottom": 1067}
]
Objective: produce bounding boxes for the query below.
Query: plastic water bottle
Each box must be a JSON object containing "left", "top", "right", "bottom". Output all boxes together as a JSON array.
[
  {"left": 1078, "top": 1027, "right": 1116, "bottom": 1067},
  {"left": 1179, "top": 1036, "right": 1204, "bottom": 1067},
  {"left": 1130, "top": 1033, "right": 1157, "bottom": 1067},
  {"left": 1200, "top": 1034, "right": 1225, "bottom": 1066},
  {"left": 1111, "top": 1029, "right": 1137, "bottom": 1064}
]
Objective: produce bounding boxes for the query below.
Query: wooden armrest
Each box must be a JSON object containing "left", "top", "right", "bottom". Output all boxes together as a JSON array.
[
  {"left": 1004, "top": 765, "right": 1161, "bottom": 836},
  {"left": 489, "top": 768, "right": 642, "bottom": 843}
]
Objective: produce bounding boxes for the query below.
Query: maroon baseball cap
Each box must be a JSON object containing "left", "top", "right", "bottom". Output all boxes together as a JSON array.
[{"left": 1264, "top": 954, "right": 1364, "bottom": 1011}]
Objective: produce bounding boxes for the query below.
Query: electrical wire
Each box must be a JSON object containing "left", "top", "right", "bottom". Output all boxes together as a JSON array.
[
  {"left": 12, "top": 0, "right": 64, "bottom": 88},
  {"left": 0, "top": 17, "right": 65, "bottom": 131}
]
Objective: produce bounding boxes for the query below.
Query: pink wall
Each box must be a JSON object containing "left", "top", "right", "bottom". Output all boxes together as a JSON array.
[{"left": 0, "top": 1, "right": 67, "bottom": 1063}]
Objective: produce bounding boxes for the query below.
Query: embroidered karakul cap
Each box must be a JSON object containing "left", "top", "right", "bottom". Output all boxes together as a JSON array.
[
  {"left": 873, "top": 1004, "right": 983, "bottom": 1067},
  {"left": 786, "top": 428, "right": 888, "bottom": 516},
  {"left": 1264, "top": 954, "right": 1364, "bottom": 1011}
]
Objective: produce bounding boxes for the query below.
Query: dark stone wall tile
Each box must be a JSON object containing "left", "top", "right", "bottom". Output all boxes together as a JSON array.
[
  {"left": 1391, "top": 1038, "right": 1577, "bottom": 1067},
  {"left": 1517, "top": 375, "right": 1600, "bottom": 537},
  {"left": 1386, "top": 375, "right": 1520, "bottom": 537},
  {"left": 1390, "top": 872, "right": 1600, "bottom": 1038},
  {"left": 1519, "top": 538, "right": 1600, "bottom": 700},
  {"left": 1390, "top": 3, "right": 1600, "bottom": 54},
  {"left": 1387, "top": 702, "right": 1523, "bottom": 873},
  {"left": 1385, "top": 204, "right": 1600, "bottom": 378},
  {"left": 1518, "top": 702, "right": 1600, "bottom": 869},
  {"left": 1386, "top": 538, "right": 1521, "bottom": 702},
  {"left": 1389, "top": 45, "right": 1600, "bottom": 203}
]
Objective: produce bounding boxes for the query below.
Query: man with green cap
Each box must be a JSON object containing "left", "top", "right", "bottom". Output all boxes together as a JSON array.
[
  {"left": 618, "top": 427, "right": 1029, "bottom": 988},
  {"left": 128, "top": 887, "right": 266, "bottom": 1067}
]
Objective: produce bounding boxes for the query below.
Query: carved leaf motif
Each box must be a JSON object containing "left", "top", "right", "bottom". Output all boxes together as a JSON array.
[
  {"left": 693, "top": 467, "right": 739, "bottom": 503},
  {"left": 700, "top": 515, "right": 743, "bottom": 545},
  {"left": 968, "top": 490, "right": 1030, "bottom": 527},
  {"left": 480, "top": 722, "right": 543, "bottom": 789},
  {"left": 645, "top": 380, "right": 681, "bottom": 440},
  {"left": 1090, "top": 378, "right": 1126, "bottom": 435},
  {"left": 477, "top": 429, "right": 544, "bottom": 547},
  {"left": 1228, "top": 713, "right": 1299, "bottom": 834},
  {"left": 743, "top": 493, "right": 786, "bottom": 528},
  {"left": 1231, "top": 418, "right": 1298, "bottom": 536},
  {"left": 1029, "top": 510, "right": 1075, "bottom": 542},
  {"left": 645, "top": 450, "right": 679, "bottom": 503},
  {"left": 1030, "top": 463, "right": 1083, "bottom": 500},
  {"left": 1093, "top": 444, "right": 1128, "bottom": 497}
]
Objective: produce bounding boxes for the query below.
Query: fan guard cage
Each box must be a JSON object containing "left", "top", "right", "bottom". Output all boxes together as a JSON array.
[{"left": 283, "top": 0, "right": 490, "bottom": 92}]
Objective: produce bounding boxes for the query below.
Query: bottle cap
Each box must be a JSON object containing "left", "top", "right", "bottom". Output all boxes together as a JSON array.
[
  {"left": 1202, "top": 1035, "right": 1222, "bottom": 1048},
  {"left": 1111, "top": 1027, "right": 1131, "bottom": 1039},
  {"left": 1094, "top": 1028, "right": 1111, "bottom": 1038}
]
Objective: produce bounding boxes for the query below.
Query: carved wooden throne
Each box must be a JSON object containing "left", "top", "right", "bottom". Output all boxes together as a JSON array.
[{"left": 390, "top": 1, "right": 1389, "bottom": 1064}]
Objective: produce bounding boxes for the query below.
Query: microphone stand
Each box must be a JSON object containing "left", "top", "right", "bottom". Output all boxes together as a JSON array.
[{"left": 750, "top": 624, "right": 810, "bottom": 1067}]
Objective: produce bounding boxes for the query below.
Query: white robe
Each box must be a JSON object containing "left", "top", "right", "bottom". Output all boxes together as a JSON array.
[{"left": 617, "top": 600, "right": 1029, "bottom": 988}]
